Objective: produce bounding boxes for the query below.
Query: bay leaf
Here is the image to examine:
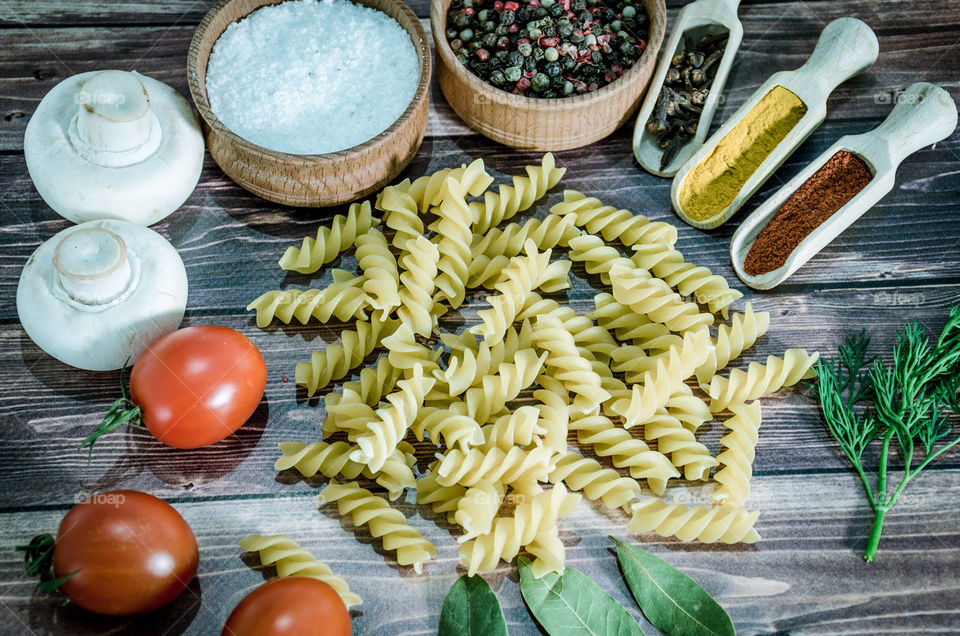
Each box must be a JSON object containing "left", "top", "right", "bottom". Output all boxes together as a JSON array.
[
  {"left": 438, "top": 574, "right": 508, "bottom": 636},
  {"left": 612, "top": 537, "right": 735, "bottom": 636},
  {"left": 518, "top": 556, "right": 645, "bottom": 636}
]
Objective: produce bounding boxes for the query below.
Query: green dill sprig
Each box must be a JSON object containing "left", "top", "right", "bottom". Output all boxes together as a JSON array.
[{"left": 814, "top": 305, "right": 960, "bottom": 562}]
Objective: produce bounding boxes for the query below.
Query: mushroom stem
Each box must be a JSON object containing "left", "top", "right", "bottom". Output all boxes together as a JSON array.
[
  {"left": 53, "top": 227, "right": 134, "bottom": 305},
  {"left": 68, "top": 71, "right": 162, "bottom": 167}
]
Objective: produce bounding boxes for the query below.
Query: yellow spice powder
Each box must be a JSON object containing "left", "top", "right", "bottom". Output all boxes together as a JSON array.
[{"left": 678, "top": 85, "right": 808, "bottom": 222}]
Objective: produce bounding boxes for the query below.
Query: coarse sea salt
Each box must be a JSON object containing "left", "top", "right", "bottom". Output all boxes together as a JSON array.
[{"left": 206, "top": 0, "right": 419, "bottom": 155}]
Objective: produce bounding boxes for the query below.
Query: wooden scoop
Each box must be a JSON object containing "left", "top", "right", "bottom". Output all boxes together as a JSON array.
[
  {"left": 670, "top": 17, "right": 879, "bottom": 229},
  {"left": 730, "top": 82, "right": 958, "bottom": 290},
  {"left": 632, "top": 0, "right": 743, "bottom": 178}
]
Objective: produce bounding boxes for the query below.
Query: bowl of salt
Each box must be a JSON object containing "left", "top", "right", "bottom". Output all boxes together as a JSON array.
[{"left": 188, "top": 0, "right": 431, "bottom": 207}]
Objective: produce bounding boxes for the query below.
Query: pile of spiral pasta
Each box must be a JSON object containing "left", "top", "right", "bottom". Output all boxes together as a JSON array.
[{"left": 242, "top": 154, "right": 819, "bottom": 600}]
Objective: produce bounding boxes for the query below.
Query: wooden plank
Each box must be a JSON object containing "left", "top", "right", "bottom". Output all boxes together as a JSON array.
[
  {"left": 1, "top": 121, "right": 958, "bottom": 317},
  {"left": 1, "top": 471, "right": 959, "bottom": 634},
  {"left": 2, "top": 7, "right": 960, "bottom": 150},
  {"left": 1, "top": 281, "right": 958, "bottom": 509}
]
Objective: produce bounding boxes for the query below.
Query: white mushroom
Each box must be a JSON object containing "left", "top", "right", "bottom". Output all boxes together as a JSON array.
[
  {"left": 24, "top": 70, "right": 204, "bottom": 226},
  {"left": 17, "top": 219, "right": 188, "bottom": 371}
]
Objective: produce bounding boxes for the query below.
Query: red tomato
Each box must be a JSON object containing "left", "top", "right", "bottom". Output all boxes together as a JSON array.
[
  {"left": 221, "top": 577, "right": 351, "bottom": 636},
  {"left": 131, "top": 325, "right": 267, "bottom": 449},
  {"left": 52, "top": 490, "right": 199, "bottom": 616}
]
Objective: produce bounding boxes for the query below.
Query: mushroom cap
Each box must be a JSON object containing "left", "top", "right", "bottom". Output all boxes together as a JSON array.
[
  {"left": 24, "top": 70, "right": 204, "bottom": 226},
  {"left": 17, "top": 219, "right": 188, "bottom": 371}
]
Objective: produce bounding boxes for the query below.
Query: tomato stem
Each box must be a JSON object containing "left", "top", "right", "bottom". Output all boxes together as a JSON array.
[
  {"left": 15, "top": 533, "right": 78, "bottom": 597},
  {"left": 80, "top": 359, "right": 142, "bottom": 459}
]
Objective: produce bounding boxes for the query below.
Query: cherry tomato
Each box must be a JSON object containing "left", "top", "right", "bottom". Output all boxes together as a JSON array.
[
  {"left": 52, "top": 490, "right": 198, "bottom": 616},
  {"left": 131, "top": 325, "right": 267, "bottom": 449},
  {"left": 221, "top": 577, "right": 351, "bottom": 636}
]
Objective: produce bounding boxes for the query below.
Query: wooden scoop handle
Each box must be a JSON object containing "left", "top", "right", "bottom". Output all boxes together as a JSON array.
[
  {"left": 871, "top": 83, "right": 958, "bottom": 167},
  {"left": 795, "top": 18, "right": 879, "bottom": 99}
]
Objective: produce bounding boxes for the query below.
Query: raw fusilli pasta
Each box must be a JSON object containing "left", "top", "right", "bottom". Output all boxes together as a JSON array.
[
  {"left": 482, "top": 406, "right": 545, "bottom": 450},
  {"left": 609, "top": 264, "right": 714, "bottom": 334},
  {"left": 279, "top": 200, "right": 377, "bottom": 274},
  {"left": 350, "top": 365, "right": 435, "bottom": 472},
  {"left": 548, "top": 450, "right": 642, "bottom": 509},
  {"left": 319, "top": 481, "right": 436, "bottom": 573},
  {"left": 356, "top": 228, "right": 400, "bottom": 314},
  {"left": 567, "top": 412, "right": 677, "bottom": 495},
  {"left": 707, "top": 349, "right": 819, "bottom": 412},
  {"left": 471, "top": 213, "right": 579, "bottom": 260},
  {"left": 239, "top": 534, "right": 362, "bottom": 608},
  {"left": 626, "top": 497, "right": 760, "bottom": 544},
  {"left": 296, "top": 314, "right": 399, "bottom": 395},
  {"left": 533, "top": 314, "right": 609, "bottom": 414},
  {"left": 549, "top": 190, "right": 678, "bottom": 247},
  {"left": 458, "top": 349, "right": 546, "bottom": 423},
  {"left": 631, "top": 243, "right": 743, "bottom": 317},
  {"left": 713, "top": 401, "right": 762, "bottom": 506},
  {"left": 455, "top": 480, "right": 504, "bottom": 541},
  {"left": 567, "top": 233, "right": 639, "bottom": 285},
  {"left": 470, "top": 242, "right": 571, "bottom": 341},
  {"left": 396, "top": 236, "right": 440, "bottom": 337},
  {"left": 431, "top": 177, "right": 473, "bottom": 308},
  {"left": 436, "top": 444, "right": 556, "bottom": 489},
  {"left": 695, "top": 303, "right": 771, "bottom": 384},
  {"left": 642, "top": 409, "right": 717, "bottom": 481},
  {"left": 247, "top": 270, "right": 368, "bottom": 328},
  {"left": 411, "top": 404, "right": 485, "bottom": 450},
  {"left": 589, "top": 293, "right": 682, "bottom": 352},
  {"left": 469, "top": 153, "right": 565, "bottom": 233},
  {"left": 611, "top": 329, "right": 713, "bottom": 428}
]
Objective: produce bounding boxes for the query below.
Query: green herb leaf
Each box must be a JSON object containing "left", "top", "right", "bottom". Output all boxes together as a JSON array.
[
  {"left": 16, "top": 533, "right": 77, "bottom": 598},
  {"left": 518, "top": 556, "right": 644, "bottom": 636},
  {"left": 438, "top": 574, "right": 507, "bottom": 636},
  {"left": 611, "top": 537, "right": 734, "bottom": 636}
]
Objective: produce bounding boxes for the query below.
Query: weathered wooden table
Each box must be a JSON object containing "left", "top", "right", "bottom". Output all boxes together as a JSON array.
[{"left": 1, "top": 1, "right": 959, "bottom": 634}]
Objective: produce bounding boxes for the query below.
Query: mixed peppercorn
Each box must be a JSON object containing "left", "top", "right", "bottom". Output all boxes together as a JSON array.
[{"left": 445, "top": 0, "right": 649, "bottom": 98}]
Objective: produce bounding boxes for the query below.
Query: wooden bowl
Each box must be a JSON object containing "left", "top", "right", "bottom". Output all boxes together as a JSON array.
[
  {"left": 430, "top": 0, "right": 666, "bottom": 151},
  {"left": 187, "top": 0, "right": 431, "bottom": 207}
]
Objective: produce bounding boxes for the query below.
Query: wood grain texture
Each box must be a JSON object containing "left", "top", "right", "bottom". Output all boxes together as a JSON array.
[{"left": 1, "top": 0, "right": 959, "bottom": 634}]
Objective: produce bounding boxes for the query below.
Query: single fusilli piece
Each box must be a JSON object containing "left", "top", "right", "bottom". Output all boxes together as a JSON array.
[
  {"left": 548, "top": 450, "right": 642, "bottom": 509},
  {"left": 319, "top": 481, "right": 436, "bottom": 573},
  {"left": 589, "top": 293, "right": 683, "bottom": 353},
  {"left": 482, "top": 406, "right": 545, "bottom": 450},
  {"left": 279, "top": 200, "right": 378, "bottom": 274},
  {"left": 533, "top": 314, "right": 610, "bottom": 414},
  {"left": 458, "top": 349, "right": 546, "bottom": 423},
  {"left": 455, "top": 480, "right": 505, "bottom": 542},
  {"left": 532, "top": 375, "right": 572, "bottom": 454},
  {"left": 714, "top": 401, "right": 763, "bottom": 506},
  {"left": 519, "top": 295, "right": 617, "bottom": 364},
  {"left": 642, "top": 409, "right": 718, "bottom": 481},
  {"left": 469, "top": 153, "right": 565, "bottom": 234},
  {"left": 695, "top": 303, "right": 772, "bottom": 385},
  {"left": 377, "top": 182, "right": 423, "bottom": 253},
  {"left": 707, "top": 349, "right": 820, "bottom": 412},
  {"left": 417, "top": 463, "right": 466, "bottom": 525},
  {"left": 397, "top": 236, "right": 440, "bottom": 337},
  {"left": 247, "top": 271, "right": 368, "bottom": 328},
  {"left": 399, "top": 159, "right": 492, "bottom": 213},
  {"left": 430, "top": 177, "right": 473, "bottom": 308},
  {"left": 296, "top": 314, "right": 399, "bottom": 395},
  {"left": 626, "top": 497, "right": 760, "bottom": 544},
  {"left": 459, "top": 484, "right": 580, "bottom": 576},
  {"left": 548, "top": 190, "right": 677, "bottom": 247},
  {"left": 631, "top": 243, "right": 743, "bottom": 317},
  {"left": 470, "top": 242, "right": 571, "bottom": 341},
  {"left": 609, "top": 264, "right": 715, "bottom": 334},
  {"left": 356, "top": 228, "right": 400, "bottom": 314},
  {"left": 350, "top": 365, "right": 435, "bottom": 472},
  {"left": 411, "top": 404, "right": 485, "bottom": 451},
  {"left": 323, "top": 388, "right": 377, "bottom": 439},
  {"left": 435, "top": 444, "right": 556, "bottom": 489},
  {"left": 567, "top": 233, "right": 640, "bottom": 285},
  {"left": 324, "top": 355, "right": 401, "bottom": 413},
  {"left": 381, "top": 322, "right": 442, "bottom": 376},
  {"left": 440, "top": 330, "right": 526, "bottom": 396},
  {"left": 611, "top": 329, "right": 713, "bottom": 428},
  {"left": 471, "top": 213, "right": 580, "bottom": 260},
  {"left": 274, "top": 440, "right": 417, "bottom": 500},
  {"left": 239, "top": 534, "right": 362, "bottom": 608},
  {"left": 466, "top": 254, "right": 512, "bottom": 289},
  {"left": 567, "top": 412, "right": 677, "bottom": 495},
  {"left": 665, "top": 385, "right": 712, "bottom": 433}
]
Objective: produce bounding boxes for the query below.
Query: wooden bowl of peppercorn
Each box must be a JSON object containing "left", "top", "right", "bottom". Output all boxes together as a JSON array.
[
  {"left": 188, "top": 0, "right": 432, "bottom": 207},
  {"left": 431, "top": 0, "right": 665, "bottom": 151}
]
